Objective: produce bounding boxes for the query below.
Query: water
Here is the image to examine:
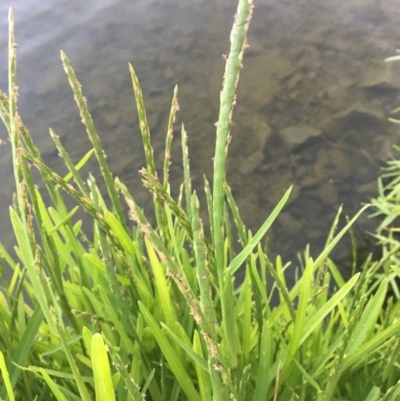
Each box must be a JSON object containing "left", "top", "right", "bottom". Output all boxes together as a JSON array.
[{"left": 1, "top": 0, "right": 400, "bottom": 282}]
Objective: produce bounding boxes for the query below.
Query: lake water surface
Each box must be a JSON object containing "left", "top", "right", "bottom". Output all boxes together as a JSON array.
[{"left": 1, "top": 0, "right": 400, "bottom": 282}]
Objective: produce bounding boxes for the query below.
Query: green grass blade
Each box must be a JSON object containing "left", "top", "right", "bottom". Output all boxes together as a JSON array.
[
  {"left": 365, "top": 386, "right": 381, "bottom": 401},
  {"left": 282, "top": 258, "right": 313, "bottom": 379},
  {"left": 38, "top": 368, "right": 69, "bottom": 401},
  {"left": 313, "top": 205, "right": 369, "bottom": 271},
  {"left": 228, "top": 186, "right": 292, "bottom": 274},
  {"left": 252, "top": 321, "right": 272, "bottom": 401},
  {"left": 105, "top": 342, "right": 146, "bottom": 401},
  {"left": 139, "top": 301, "right": 201, "bottom": 401},
  {"left": 49, "top": 128, "right": 89, "bottom": 196},
  {"left": 346, "top": 277, "right": 387, "bottom": 356},
  {"left": 92, "top": 333, "right": 115, "bottom": 401},
  {"left": 342, "top": 318, "right": 400, "bottom": 371},
  {"left": 237, "top": 364, "right": 252, "bottom": 401},
  {"left": 379, "top": 379, "right": 400, "bottom": 401},
  {"left": 0, "top": 351, "right": 15, "bottom": 401},
  {"left": 145, "top": 236, "right": 177, "bottom": 329},
  {"left": 48, "top": 205, "right": 79, "bottom": 234},
  {"left": 288, "top": 206, "right": 368, "bottom": 302},
  {"left": 10, "top": 207, "right": 57, "bottom": 334},
  {"left": 104, "top": 210, "right": 136, "bottom": 255},
  {"left": 300, "top": 273, "right": 360, "bottom": 345},
  {"left": 225, "top": 184, "right": 247, "bottom": 246},
  {"left": 162, "top": 323, "right": 208, "bottom": 371},
  {"left": 193, "top": 331, "right": 212, "bottom": 401},
  {"left": 0, "top": 306, "right": 43, "bottom": 398},
  {"left": 59, "top": 148, "right": 95, "bottom": 187},
  {"left": 241, "top": 268, "right": 252, "bottom": 363}
]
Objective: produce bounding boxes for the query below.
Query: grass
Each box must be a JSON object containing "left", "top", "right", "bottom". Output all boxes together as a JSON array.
[{"left": 1, "top": 1, "right": 400, "bottom": 400}]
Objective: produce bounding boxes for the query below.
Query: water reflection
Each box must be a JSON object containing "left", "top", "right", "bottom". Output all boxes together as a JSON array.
[{"left": 1, "top": 0, "right": 400, "bottom": 280}]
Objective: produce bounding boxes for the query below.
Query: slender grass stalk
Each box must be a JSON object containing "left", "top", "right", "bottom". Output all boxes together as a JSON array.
[
  {"left": 163, "top": 85, "right": 179, "bottom": 187},
  {"left": 49, "top": 128, "right": 90, "bottom": 197},
  {"left": 181, "top": 124, "right": 193, "bottom": 222},
  {"left": 61, "top": 51, "right": 126, "bottom": 228},
  {"left": 8, "top": 10, "right": 23, "bottom": 219},
  {"left": 213, "top": 0, "right": 253, "bottom": 280},
  {"left": 129, "top": 63, "right": 168, "bottom": 242}
]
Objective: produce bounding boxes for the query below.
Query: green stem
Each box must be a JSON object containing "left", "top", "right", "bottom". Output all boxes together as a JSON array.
[{"left": 212, "top": 0, "right": 253, "bottom": 280}]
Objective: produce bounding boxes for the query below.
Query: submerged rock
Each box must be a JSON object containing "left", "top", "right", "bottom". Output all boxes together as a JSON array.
[
  {"left": 246, "top": 118, "right": 272, "bottom": 153},
  {"left": 331, "top": 101, "right": 385, "bottom": 131},
  {"left": 316, "top": 180, "right": 338, "bottom": 205},
  {"left": 239, "top": 150, "right": 265, "bottom": 175},
  {"left": 357, "top": 180, "right": 377, "bottom": 194},
  {"left": 280, "top": 126, "right": 322, "bottom": 150},
  {"left": 238, "top": 50, "right": 295, "bottom": 109},
  {"left": 277, "top": 212, "right": 304, "bottom": 236},
  {"left": 361, "top": 61, "right": 400, "bottom": 90},
  {"left": 334, "top": 101, "right": 384, "bottom": 121}
]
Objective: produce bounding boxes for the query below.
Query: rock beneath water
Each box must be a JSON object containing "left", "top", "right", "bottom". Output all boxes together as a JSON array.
[
  {"left": 316, "top": 180, "right": 338, "bottom": 205},
  {"left": 245, "top": 117, "right": 272, "bottom": 153},
  {"left": 280, "top": 126, "right": 322, "bottom": 150},
  {"left": 334, "top": 101, "right": 384, "bottom": 122},
  {"left": 237, "top": 50, "right": 295, "bottom": 109},
  {"left": 314, "top": 148, "right": 352, "bottom": 182},
  {"left": 330, "top": 101, "right": 385, "bottom": 132},
  {"left": 239, "top": 150, "right": 265, "bottom": 175},
  {"left": 357, "top": 181, "right": 377, "bottom": 194},
  {"left": 277, "top": 212, "right": 303, "bottom": 236},
  {"left": 375, "top": 138, "right": 393, "bottom": 162},
  {"left": 361, "top": 61, "right": 400, "bottom": 90}
]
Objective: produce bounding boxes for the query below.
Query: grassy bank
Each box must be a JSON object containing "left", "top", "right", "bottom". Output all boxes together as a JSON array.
[{"left": 1, "top": 1, "right": 400, "bottom": 400}]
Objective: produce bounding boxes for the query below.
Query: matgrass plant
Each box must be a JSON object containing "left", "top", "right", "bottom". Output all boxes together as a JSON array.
[{"left": 1, "top": 1, "right": 400, "bottom": 400}]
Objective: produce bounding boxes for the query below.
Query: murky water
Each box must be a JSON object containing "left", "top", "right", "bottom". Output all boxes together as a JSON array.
[{"left": 1, "top": 0, "right": 400, "bottom": 282}]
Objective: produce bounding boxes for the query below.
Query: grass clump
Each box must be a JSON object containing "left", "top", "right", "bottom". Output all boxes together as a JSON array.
[{"left": 1, "top": 1, "right": 400, "bottom": 400}]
